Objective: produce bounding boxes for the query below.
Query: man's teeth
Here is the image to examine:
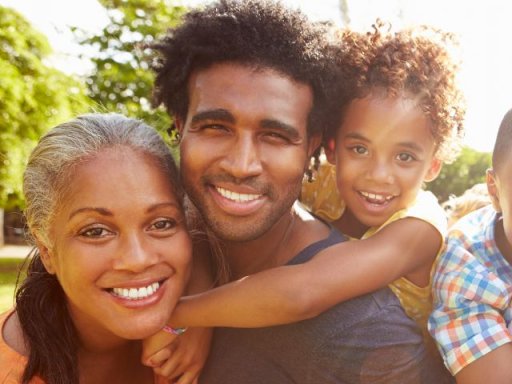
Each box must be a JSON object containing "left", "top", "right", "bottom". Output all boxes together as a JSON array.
[
  {"left": 112, "top": 282, "right": 160, "bottom": 300},
  {"left": 359, "top": 191, "right": 394, "bottom": 203},
  {"left": 216, "top": 187, "right": 261, "bottom": 202}
]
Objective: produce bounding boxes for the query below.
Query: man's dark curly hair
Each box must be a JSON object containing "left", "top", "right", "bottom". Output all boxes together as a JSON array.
[
  {"left": 150, "top": 0, "right": 339, "bottom": 138},
  {"left": 331, "top": 21, "right": 466, "bottom": 163}
]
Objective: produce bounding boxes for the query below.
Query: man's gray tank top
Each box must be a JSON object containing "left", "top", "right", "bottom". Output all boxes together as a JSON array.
[{"left": 200, "top": 227, "right": 453, "bottom": 383}]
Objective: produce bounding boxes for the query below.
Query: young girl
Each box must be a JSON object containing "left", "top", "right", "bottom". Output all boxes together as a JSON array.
[
  {"left": 0, "top": 114, "right": 193, "bottom": 384},
  {"left": 144, "top": 21, "right": 465, "bottom": 374}
]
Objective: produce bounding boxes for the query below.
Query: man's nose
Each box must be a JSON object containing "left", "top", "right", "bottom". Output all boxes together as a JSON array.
[{"left": 219, "top": 134, "right": 263, "bottom": 179}]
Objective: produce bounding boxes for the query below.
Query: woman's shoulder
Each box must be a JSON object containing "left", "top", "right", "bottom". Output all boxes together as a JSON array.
[{"left": 0, "top": 310, "right": 39, "bottom": 383}]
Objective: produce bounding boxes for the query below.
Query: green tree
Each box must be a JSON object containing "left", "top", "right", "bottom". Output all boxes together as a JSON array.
[
  {"left": 78, "top": 0, "right": 186, "bottom": 138},
  {"left": 0, "top": 5, "right": 90, "bottom": 245},
  {"left": 427, "top": 146, "right": 492, "bottom": 203}
]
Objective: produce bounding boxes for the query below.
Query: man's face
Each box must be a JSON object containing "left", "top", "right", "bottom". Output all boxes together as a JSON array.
[{"left": 178, "top": 63, "right": 318, "bottom": 242}]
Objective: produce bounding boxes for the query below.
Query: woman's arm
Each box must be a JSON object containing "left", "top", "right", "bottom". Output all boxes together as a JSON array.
[{"left": 169, "top": 217, "right": 441, "bottom": 328}]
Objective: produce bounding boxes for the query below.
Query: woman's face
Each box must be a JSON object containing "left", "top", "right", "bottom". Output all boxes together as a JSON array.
[{"left": 39, "top": 146, "right": 192, "bottom": 345}]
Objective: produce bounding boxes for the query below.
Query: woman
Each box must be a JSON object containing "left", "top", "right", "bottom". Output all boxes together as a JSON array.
[{"left": 0, "top": 113, "right": 192, "bottom": 383}]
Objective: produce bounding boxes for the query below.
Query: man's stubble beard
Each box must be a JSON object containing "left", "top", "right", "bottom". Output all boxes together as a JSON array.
[{"left": 181, "top": 175, "right": 303, "bottom": 243}]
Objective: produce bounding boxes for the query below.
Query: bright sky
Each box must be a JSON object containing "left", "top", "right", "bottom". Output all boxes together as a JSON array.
[{"left": 2, "top": 0, "right": 511, "bottom": 153}]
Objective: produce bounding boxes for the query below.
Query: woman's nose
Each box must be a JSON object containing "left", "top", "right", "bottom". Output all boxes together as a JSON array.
[{"left": 113, "top": 234, "right": 158, "bottom": 272}]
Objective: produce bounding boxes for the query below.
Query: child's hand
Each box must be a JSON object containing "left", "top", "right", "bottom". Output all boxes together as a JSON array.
[{"left": 142, "top": 327, "right": 213, "bottom": 384}]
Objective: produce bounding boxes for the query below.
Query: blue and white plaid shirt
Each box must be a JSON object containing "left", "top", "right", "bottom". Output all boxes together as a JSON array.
[{"left": 429, "top": 205, "right": 512, "bottom": 375}]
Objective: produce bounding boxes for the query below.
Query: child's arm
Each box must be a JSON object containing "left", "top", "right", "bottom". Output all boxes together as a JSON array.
[
  {"left": 143, "top": 327, "right": 212, "bottom": 384},
  {"left": 142, "top": 241, "right": 214, "bottom": 381},
  {"left": 168, "top": 217, "right": 441, "bottom": 328},
  {"left": 454, "top": 344, "right": 512, "bottom": 384}
]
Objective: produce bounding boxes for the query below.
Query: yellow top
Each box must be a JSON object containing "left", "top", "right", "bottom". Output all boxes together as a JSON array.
[{"left": 300, "top": 161, "right": 447, "bottom": 345}]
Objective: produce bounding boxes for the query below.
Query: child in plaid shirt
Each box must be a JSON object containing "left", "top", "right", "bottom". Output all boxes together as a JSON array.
[{"left": 429, "top": 108, "right": 512, "bottom": 383}]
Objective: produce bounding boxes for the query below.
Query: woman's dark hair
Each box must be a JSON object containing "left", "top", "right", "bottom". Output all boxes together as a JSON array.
[{"left": 17, "top": 113, "right": 182, "bottom": 383}]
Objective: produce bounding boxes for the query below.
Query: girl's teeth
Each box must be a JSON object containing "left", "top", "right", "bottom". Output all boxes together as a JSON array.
[
  {"left": 360, "top": 191, "right": 393, "bottom": 203},
  {"left": 112, "top": 282, "right": 160, "bottom": 300}
]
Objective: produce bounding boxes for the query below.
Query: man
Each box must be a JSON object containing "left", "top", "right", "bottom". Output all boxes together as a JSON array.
[{"left": 151, "top": 1, "right": 451, "bottom": 382}]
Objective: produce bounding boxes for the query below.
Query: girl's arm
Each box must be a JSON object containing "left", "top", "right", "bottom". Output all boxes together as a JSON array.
[
  {"left": 142, "top": 239, "right": 215, "bottom": 380},
  {"left": 168, "top": 217, "right": 441, "bottom": 328}
]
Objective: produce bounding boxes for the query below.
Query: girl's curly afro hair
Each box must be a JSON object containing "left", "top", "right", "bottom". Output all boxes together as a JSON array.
[{"left": 332, "top": 21, "right": 466, "bottom": 163}]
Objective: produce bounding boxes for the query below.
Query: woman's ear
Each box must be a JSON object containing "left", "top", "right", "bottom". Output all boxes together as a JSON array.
[
  {"left": 487, "top": 168, "right": 502, "bottom": 212},
  {"left": 35, "top": 237, "right": 56, "bottom": 274}
]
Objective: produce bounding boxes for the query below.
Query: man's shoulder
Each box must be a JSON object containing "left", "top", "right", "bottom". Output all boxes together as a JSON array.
[{"left": 201, "top": 287, "right": 445, "bottom": 383}]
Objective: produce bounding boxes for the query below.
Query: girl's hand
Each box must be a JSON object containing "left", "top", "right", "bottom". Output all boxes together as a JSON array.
[{"left": 142, "top": 327, "right": 213, "bottom": 384}]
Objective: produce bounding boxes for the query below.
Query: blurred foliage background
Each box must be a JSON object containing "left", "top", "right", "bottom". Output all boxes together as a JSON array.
[
  {"left": 77, "top": 0, "right": 185, "bottom": 138},
  {"left": 0, "top": 0, "right": 493, "bottom": 247}
]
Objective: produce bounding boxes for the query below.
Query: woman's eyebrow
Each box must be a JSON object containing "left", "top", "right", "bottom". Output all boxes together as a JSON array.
[{"left": 68, "top": 207, "right": 112, "bottom": 220}]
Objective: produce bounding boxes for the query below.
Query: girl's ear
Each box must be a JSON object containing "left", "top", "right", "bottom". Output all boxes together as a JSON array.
[
  {"left": 424, "top": 158, "right": 443, "bottom": 182},
  {"left": 35, "top": 237, "right": 56, "bottom": 275},
  {"left": 487, "top": 168, "right": 502, "bottom": 212},
  {"left": 324, "top": 138, "right": 336, "bottom": 165}
]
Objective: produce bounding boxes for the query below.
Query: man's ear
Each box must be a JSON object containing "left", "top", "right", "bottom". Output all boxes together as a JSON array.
[
  {"left": 174, "top": 117, "right": 185, "bottom": 137},
  {"left": 324, "top": 138, "right": 336, "bottom": 165},
  {"left": 307, "top": 133, "right": 322, "bottom": 158},
  {"left": 487, "top": 168, "right": 502, "bottom": 212},
  {"left": 35, "top": 237, "right": 56, "bottom": 275},
  {"left": 424, "top": 158, "right": 442, "bottom": 182}
]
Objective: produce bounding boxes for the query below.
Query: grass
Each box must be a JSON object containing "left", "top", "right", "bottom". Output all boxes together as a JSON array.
[{"left": 0, "top": 257, "right": 28, "bottom": 313}]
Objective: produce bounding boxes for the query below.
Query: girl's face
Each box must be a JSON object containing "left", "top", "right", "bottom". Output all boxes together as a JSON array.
[
  {"left": 326, "top": 95, "right": 441, "bottom": 235},
  {"left": 39, "top": 146, "right": 192, "bottom": 346}
]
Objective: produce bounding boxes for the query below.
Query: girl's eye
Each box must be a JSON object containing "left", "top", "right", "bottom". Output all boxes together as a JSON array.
[
  {"left": 350, "top": 145, "right": 368, "bottom": 155},
  {"left": 79, "top": 227, "right": 111, "bottom": 238},
  {"left": 149, "top": 219, "right": 178, "bottom": 231},
  {"left": 397, "top": 153, "right": 415, "bottom": 162}
]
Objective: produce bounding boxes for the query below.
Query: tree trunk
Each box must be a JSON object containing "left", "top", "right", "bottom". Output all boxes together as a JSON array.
[
  {"left": 0, "top": 208, "right": 4, "bottom": 248},
  {"left": 339, "top": 0, "right": 350, "bottom": 26}
]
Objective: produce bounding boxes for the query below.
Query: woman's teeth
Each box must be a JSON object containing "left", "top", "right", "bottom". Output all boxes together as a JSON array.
[{"left": 111, "top": 282, "right": 160, "bottom": 300}]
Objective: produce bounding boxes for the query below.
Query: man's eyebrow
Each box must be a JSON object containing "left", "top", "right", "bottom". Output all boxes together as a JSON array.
[
  {"left": 69, "top": 207, "right": 112, "bottom": 220},
  {"left": 261, "top": 119, "right": 300, "bottom": 140},
  {"left": 190, "top": 109, "right": 235, "bottom": 125}
]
